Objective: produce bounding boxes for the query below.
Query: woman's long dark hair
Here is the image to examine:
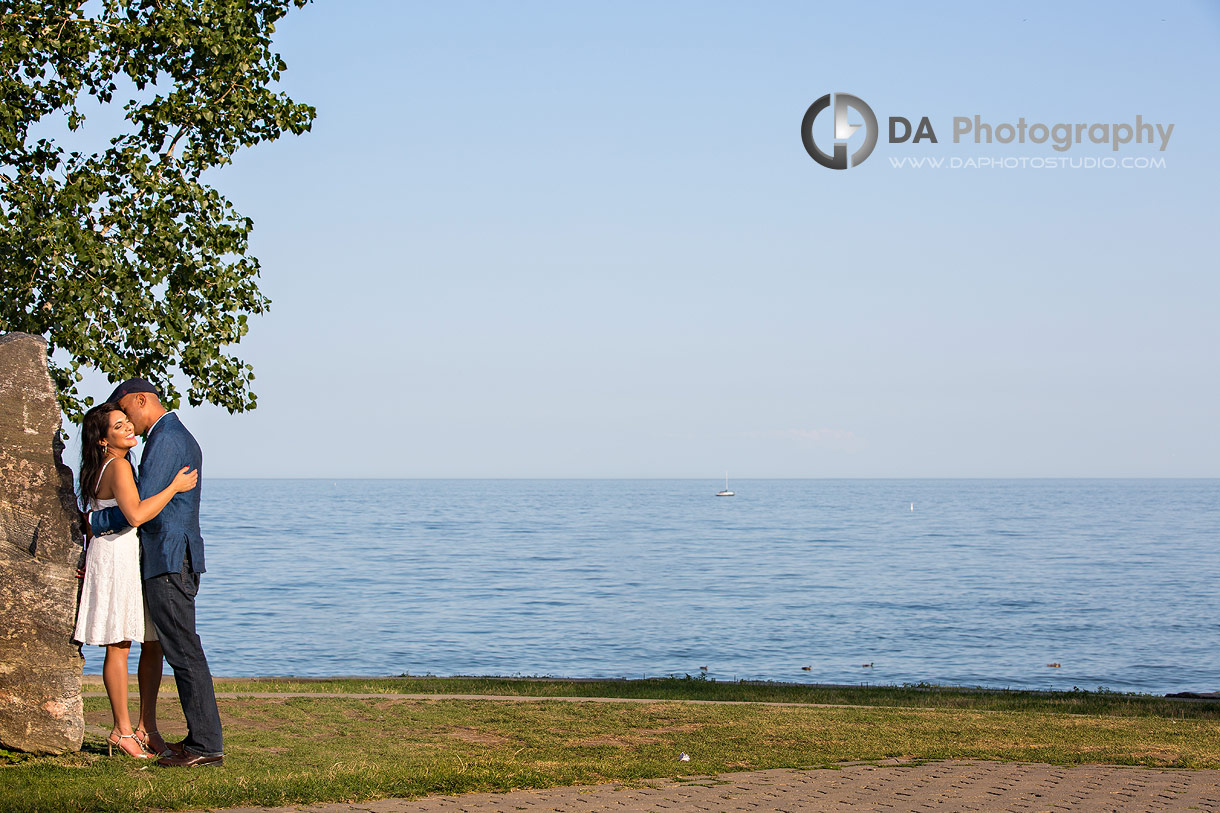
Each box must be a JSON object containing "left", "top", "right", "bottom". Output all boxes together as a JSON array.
[{"left": 79, "top": 403, "right": 125, "bottom": 512}]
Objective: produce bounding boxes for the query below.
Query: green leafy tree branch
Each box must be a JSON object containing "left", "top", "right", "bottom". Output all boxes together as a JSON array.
[{"left": 0, "top": 0, "right": 314, "bottom": 422}]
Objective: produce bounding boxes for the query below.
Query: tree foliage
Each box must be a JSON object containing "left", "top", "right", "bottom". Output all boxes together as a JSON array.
[{"left": 0, "top": 0, "right": 314, "bottom": 422}]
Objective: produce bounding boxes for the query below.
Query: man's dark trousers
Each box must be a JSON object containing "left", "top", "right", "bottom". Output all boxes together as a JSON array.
[{"left": 144, "top": 550, "right": 223, "bottom": 757}]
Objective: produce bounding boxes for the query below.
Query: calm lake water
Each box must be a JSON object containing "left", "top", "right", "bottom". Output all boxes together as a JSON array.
[{"left": 82, "top": 479, "right": 1220, "bottom": 695}]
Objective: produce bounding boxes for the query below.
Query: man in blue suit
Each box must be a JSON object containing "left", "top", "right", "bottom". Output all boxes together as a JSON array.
[{"left": 89, "top": 378, "right": 224, "bottom": 767}]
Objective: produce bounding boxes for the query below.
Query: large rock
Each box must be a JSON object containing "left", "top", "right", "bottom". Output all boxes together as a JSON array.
[{"left": 0, "top": 332, "right": 84, "bottom": 754}]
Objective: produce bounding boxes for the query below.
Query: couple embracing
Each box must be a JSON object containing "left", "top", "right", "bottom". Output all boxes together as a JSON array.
[{"left": 74, "top": 377, "right": 224, "bottom": 767}]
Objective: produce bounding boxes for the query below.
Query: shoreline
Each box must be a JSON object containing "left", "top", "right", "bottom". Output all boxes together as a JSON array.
[
  {"left": 79, "top": 674, "right": 1220, "bottom": 707},
  {"left": 80, "top": 673, "right": 1220, "bottom": 699}
]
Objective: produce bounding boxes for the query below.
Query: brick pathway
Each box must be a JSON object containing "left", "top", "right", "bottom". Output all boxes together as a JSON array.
[{"left": 214, "top": 761, "right": 1220, "bottom": 812}]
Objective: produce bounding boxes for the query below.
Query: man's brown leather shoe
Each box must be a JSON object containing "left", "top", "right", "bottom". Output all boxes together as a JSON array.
[
  {"left": 163, "top": 740, "right": 186, "bottom": 756},
  {"left": 157, "top": 749, "right": 223, "bottom": 768}
]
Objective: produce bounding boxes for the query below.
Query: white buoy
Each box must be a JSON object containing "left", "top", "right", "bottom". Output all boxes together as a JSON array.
[{"left": 910, "top": 502, "right": 914, "bottom": 512}]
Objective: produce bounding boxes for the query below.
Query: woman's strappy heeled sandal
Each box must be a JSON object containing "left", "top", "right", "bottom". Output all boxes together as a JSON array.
[
  {"left": 108, "top": 731, "right": 153, "bottom": 759},
  {"left": 134, "top": 727, "right": 173, "bottom": 757}
]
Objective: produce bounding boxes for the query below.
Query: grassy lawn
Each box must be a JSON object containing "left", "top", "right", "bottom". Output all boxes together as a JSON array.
[{"left": 2, "top": 677, "right": 1218, "bottom": 812}]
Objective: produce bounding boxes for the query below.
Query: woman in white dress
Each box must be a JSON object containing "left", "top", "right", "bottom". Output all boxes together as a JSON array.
[{"left": 75, "top": 403, "right": 198, "bottom": 758}]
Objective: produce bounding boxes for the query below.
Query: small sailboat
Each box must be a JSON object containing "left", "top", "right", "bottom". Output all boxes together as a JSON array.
[{"left": 716, "top": 472, "right": 735, "bottom": 497}]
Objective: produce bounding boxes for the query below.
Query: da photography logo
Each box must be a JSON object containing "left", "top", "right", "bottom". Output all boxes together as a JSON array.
[
  {"left": 801, "top": 93, "right": 878, "bottom": 170},
  {"left": 802, "top": 93, "right": 1175, "bottom": 171}
]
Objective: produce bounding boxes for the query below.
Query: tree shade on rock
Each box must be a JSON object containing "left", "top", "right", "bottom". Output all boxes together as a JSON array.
[{"left": 0, "top": 332, "right": 85, "bottom": 754}]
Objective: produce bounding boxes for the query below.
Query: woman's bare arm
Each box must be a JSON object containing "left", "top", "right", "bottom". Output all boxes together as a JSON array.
[{"left": 103, "top": 458, "right": 197, "bottom": 528}]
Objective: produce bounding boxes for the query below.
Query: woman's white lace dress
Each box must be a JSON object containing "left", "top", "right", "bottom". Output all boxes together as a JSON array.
[{"left": 73, "top": 459, "right": 157, "bottom": 645}]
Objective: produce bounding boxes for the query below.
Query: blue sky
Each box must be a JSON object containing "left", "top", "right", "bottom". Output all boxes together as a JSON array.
[{"left": 67, "top": 1, "right": 1220, "bottom": 477}]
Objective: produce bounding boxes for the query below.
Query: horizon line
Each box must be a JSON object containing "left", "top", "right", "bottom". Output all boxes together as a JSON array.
[{"left": 197, "top": 475, "right": 1220, "bottom": 481}]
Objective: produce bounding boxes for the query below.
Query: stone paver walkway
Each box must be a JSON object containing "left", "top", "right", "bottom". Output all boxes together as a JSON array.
[{"left": 213, "top": 761, "right": 1220, "bottom": 812}]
